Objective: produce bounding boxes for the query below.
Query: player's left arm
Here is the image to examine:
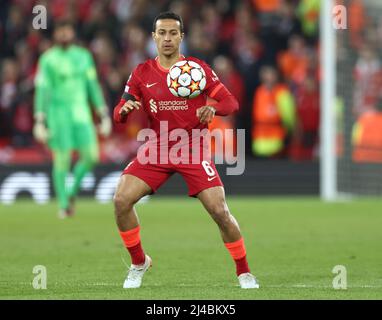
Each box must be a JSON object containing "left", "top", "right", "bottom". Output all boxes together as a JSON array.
[
  {"left": 85, "top": 50, "right": 111, "bottom": 137},
  {"left": 196, "top": 63, "right": 239, "bottom": 124}
]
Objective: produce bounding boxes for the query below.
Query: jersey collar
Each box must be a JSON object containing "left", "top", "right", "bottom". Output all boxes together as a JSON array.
[{"left": 155, "top": 55, "right": 185, "bottom": 72}]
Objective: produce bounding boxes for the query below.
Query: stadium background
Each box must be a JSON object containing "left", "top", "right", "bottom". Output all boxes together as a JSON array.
[
  {"left": 0, "top": 0, "right": 382, "bottom": 300},
  {"left": 0, "top": 0, "right": 323, "bottom": 203},
  {"left": 1, "top": 0, "right": 382, "bottom": 199}
]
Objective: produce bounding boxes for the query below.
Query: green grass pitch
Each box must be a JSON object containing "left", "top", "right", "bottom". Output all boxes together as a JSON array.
[{"left": 0, "top": 197, "right": 381, "bottom": 299}]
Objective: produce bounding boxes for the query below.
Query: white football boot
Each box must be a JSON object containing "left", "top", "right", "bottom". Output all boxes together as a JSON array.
[
  {"left": 123, "top": 255, "right": 152, "bottom": 288},
  {"left": 238, "top": 273, "right": 260, "bottom": 289}
]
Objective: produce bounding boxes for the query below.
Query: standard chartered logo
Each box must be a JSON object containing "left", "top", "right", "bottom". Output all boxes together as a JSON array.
[
  {"left": 159, "top": 100, "right": 188, "bottom": 111},
  {"left": 149, "top": 99, "right": 157, "bottom": 113},
  {"left": 149, "top": 99, "right": 189, "bottom": 112}
]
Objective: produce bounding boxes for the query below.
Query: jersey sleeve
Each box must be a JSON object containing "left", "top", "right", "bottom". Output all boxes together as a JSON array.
[
  {"left": 200, "top": 61, "right": 225, "bottom": 99},
  {"left": 114, "top": 66, "right": 143, "bottom": 123},
  {"left": 199, "top": 60, "right": 239, "bottom": 116},
  {"left": 85, "top": 50, "right": 106, "bottom": 112},
  {"left": 34, "top": 54, "right": 52, "bottom": 117},
  {"left": 122, "top": 67, "right": 142, "bottom": 101}
]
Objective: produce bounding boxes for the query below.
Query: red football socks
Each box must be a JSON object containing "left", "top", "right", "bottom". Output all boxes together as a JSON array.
[
  {"left": 224, "top": 237, "right": 251, "bottom": 276},
  {"left": 119, "top": 226, "right": 145, "bottom": 265}
]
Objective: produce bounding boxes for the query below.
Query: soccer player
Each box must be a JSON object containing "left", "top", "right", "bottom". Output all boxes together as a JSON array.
[
  {"left": 33, "top": 21, "right": 111, "bottom": 218},
  {"left": 113, "top": 12, "right": 259, "bottom": 289}
]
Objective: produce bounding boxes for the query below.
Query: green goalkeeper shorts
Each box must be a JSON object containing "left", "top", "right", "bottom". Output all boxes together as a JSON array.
[{"left": 48, "top": 121, "right": 98, "bottom": 151}]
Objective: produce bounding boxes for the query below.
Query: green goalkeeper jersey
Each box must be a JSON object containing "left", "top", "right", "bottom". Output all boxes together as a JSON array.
[{"left": 34, "top": 44, "right": 105, "bottom": 149}]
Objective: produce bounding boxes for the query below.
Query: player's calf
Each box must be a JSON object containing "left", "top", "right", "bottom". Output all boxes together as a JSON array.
[
  {"left": 197, "top": 187, "right": 259, "bottom": 288},
  {"left": 206, "top": 202, "right": 242, "bottom": 242}
]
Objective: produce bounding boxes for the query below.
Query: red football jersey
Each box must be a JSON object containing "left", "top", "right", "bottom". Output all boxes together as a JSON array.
[{"left": 124, "top": 56, "right": 226, "bottom": 146}]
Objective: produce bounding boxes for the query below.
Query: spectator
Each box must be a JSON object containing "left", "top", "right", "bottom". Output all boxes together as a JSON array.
[
  {"left": 252, "top": 0, "right": 282, "bottom": 14},
  {"left": 0, "top": 0, "right": 320, "bottom": 163},
  {"left": 290, "top": 76, "right": 320, "bottom": 160},
  {"left": 275, "top": 1, "right": 302, "bottom": 52},
  {"left": 348, "top": 0, "right": 366, "bottom": 50},
  {"left": 2, "top": 4, "right": 26, "bottom": 57},
  {"left": 296, "top": 0, "right": 320, "bottom": 43},
  {"left": 209, "top": 55, "right": 245, "bottom": 162},
  {"left": 352, "top": 44, "right": 382, "bottom": 118},
  {"left": 252, "top": 0, "right": 281, "bottom": 64},
  {"left": 251, "top": 66, "right": 296, "bottom": 158},
  {"left": 352, "top": 102, "right": 382, "bottom": 163},
  {"left": 0, "top": 59, "right": 19, "bottom": 139},
  {"left": 212, "top": 55, "right": 245, "bottom": 108},
  {"left": 187, "top": 19, "right": 218, "bottom": 64},
  {"left": 277, "top": 34, "right": 309, "bottom": 87}
]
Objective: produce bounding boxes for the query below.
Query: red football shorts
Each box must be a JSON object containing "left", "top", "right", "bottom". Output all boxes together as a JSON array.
[{"left": 122, "top": 158, "right": 224, "bottom": 197}]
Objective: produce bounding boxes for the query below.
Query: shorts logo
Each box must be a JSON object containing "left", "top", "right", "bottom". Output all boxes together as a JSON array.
[
  {"left": 150, "top": 98, "right": 158, "bottom": 113},
  {"left": 207, "top": 176, "right": 217, "bottom": 182}
]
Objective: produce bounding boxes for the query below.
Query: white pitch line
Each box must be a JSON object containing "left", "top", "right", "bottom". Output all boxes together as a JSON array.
[{"left": 3, "top": 282, "right": 382, "bottom": 289}]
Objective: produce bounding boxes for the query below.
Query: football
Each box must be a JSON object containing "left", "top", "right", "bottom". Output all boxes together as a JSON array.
[{"left": 167, "top": 60, "right": 206, "bottom": 99}]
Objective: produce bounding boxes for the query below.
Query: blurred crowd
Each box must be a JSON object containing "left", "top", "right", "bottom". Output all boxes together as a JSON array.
[
  {"left": 334, "top": 0, "right": 382, "bottom": 163},
  {"left": 0, "top": 0, "right": 323, "bottom": 163}
]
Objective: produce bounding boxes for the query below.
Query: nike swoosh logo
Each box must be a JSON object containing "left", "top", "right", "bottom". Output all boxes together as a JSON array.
[
  {"left": 146, "top": 82, "right": 158, "bottom": 88},
  {"left": 207, "top": 176, "right": 217, "bottom": 182}
]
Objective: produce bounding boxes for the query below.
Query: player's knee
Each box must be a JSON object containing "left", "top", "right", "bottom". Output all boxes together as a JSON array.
[{"left": 113, "top": 191, "right": 137, "bottom": 214}]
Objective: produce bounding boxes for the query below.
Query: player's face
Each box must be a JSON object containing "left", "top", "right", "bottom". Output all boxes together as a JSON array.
[
  {"left": 54, "top": 26, "right": 75, "bottom": 47},
  {"left": 152, "top": 19, "right": 183, "bottom": 57}
]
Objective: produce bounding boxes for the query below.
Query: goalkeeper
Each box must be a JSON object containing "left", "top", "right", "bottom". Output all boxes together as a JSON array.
[{"left": 33, "top": 20, "right": 111, "bottom": 218}]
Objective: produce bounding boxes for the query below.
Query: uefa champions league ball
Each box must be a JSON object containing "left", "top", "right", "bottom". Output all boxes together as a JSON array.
[{"left": 167, "top": 60, "right": 206, "bottom": 99}]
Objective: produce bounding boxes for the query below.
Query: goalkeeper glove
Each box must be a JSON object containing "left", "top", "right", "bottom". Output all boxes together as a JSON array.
[
  {"left": 97, "top": 107, "right": 112, "bottom": 137},
  {"left": 33, "top": 113, "right": 49, "bottom": 144}
]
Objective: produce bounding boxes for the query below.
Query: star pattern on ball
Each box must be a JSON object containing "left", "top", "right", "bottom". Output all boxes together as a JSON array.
[
  {"left": 180, "top": 63, "right": 192, "bottom": 74},
  {"left": 189, "top": 80, "right": 200, "bottom": 93},
  {"left": 167, "top": 60, "right": 206, "bottom": 99},
  {"left": 171, "top": 79, "right": 180, "bottom": 90}
]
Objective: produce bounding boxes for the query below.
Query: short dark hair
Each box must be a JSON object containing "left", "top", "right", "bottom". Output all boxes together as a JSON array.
[
  {"left": 152, "top": 11, "right": 184, "bottom": 33},
  {"left": 54, "top": 19, "right": 74, "bottom": 31}
]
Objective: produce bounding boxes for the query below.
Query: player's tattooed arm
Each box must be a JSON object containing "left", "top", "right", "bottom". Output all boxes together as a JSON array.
[{"left": 196, "top": 106, "right": 216, "bottom": 124}]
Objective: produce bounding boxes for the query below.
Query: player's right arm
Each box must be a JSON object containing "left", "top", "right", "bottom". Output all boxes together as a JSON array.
[
  {"left": 113, "top": 68, "right": 142, "bottom": 123},
  {"left": 113, "top": 96, "right": 141, "bottom": 123},
  {"left": 194, "top": 59, "right": 239, "bottom": 124},
  {"left": 33, "top": 54, "right": 51, "bottom": 143}
]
